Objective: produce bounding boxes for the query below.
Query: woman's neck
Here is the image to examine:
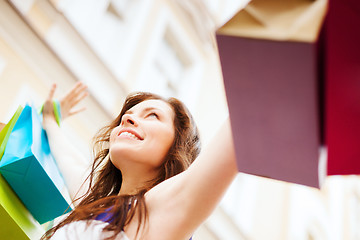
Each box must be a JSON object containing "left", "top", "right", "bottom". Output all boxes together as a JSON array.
[
  {"left": 119, "top": 178, "right": 145, "bottom": 196},
  {"left": 119, "top": 170, "right": 159, "bottom": 196}
]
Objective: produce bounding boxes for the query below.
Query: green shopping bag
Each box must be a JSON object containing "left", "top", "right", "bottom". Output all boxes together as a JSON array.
[{"left": 0, "top": 106, "right": 44, "bottom": 239}]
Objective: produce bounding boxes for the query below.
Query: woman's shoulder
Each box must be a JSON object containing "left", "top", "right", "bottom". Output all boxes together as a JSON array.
[{"left": 51, "top": 220, "right": 129, "bottom": 240}]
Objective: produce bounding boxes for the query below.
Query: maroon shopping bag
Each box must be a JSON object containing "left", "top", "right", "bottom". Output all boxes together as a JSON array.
[
  {"left": 325, "top": 0, "right": 360, "bottom": 176},
  {"left": 216, "top": 0, "right": 328, "bottom": 187}
]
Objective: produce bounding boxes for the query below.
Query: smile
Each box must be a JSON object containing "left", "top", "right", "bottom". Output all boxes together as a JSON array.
[{"left": 118, "top": 131, "right": 142, "bottom": 140}]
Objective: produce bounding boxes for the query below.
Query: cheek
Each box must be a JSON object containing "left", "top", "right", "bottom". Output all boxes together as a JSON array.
[
  {"left": 109, "top": 127, "right": 119, "bottom": 145},
  {"left": 157, "top": 130, "right": 175, "bottom": 156},
  {"left": 150, "top": 145, "right": 171, "bottom": 168}
]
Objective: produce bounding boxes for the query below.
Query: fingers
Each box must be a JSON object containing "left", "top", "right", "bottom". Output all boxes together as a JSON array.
[
  {"left": 61, "top": 82, "right": 88, "bottom": 106},
  {"left": 68, "top": 107, "right": 87, "bottom": 117},
  {"left": 59, "top": 82, "right": 89, "bottom": 120},
  {"left": 0, "top": 122, "right": 5, "bottom": 132},
  {"left": 43, "top": 84, "right": 57, "bottom": 118},
  {"left": 47, "top": 84, "right": 57, "bottom": 102},
  {"left": 70, "top": 91, "right": 89, "bottom": 108},
  {"left": 64, "top": 82, "right": 88, "bottom": 101}
]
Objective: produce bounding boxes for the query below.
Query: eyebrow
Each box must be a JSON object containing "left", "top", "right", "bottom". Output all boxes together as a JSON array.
[{"left": 126, "top": 107, "right": 164, "bottom": 115}]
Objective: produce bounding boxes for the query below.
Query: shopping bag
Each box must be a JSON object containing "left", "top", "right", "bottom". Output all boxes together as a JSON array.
[
  {"left": 0, "top": 106, "right": 23, "bottom": 160},
  {"left": 0, "top": 107, "right": 44, "bottom": 239},
  {"left": 0, "top": 104, "right": 72, "bottom": 224},
  {"left": 0, "top": 175, "right": 44, "bottom": 239},
  {"left": 216, "top": 0, "right": 328, "bottom": 187},
  {"left": 325, "top": 0, "right": 360, "bottom": 176}
]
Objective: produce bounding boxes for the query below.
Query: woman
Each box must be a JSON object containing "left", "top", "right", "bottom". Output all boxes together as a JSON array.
[{"left": 41, "top": 82, "right": 237, "bottom": 240}]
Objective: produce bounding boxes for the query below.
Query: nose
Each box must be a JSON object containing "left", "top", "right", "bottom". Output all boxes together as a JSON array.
[{"left": 121, "top": 114, "right": 138, "bottom": 127}]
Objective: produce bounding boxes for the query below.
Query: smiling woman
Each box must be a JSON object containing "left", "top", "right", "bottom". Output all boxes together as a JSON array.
[
  {"left": 109, "top": 99, "right": 176, "bottom": 181},
  {"left": 41, "top": 83, "right": 237, "bottom": 240}
]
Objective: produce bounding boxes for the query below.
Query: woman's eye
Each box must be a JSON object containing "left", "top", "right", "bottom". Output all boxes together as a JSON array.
[{"left": 147, "top": 112, "right": 159, "bottom": 119}]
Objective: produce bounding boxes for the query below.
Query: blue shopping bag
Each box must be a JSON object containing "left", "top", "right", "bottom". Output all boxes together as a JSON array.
[
  {"left": 0, "top": 104, "right": 72, "bottom": 224},
  {"left": 0, "top": 106, "right": 23, "bottom": 160},
  {"left": 0, "top": 106, "right": 45, "bottom": 239}
]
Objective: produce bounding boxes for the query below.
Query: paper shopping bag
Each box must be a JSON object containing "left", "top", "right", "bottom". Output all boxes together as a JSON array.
[
  {"left": 216, "top": 0, "right": 328, "bottom": 187},
  {"left": 0, "top": 104, "right": 72, "bottom": 224},
  {"left": 0, "top": 175, "right": 45, "bottom": 239},
  {"left": 0, "top": 106, "right": 23, "bottom": 160},
  {"left": 325, "top": 0, "right": 360, "bottom": 176},
  {"left": 0, "top": 107, "right": 44, "bottom": 239}
]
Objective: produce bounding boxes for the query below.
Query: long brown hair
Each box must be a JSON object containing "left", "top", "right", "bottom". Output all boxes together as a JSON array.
[{"left": 42, "top": 92, "right": 201, "bottom": 239}]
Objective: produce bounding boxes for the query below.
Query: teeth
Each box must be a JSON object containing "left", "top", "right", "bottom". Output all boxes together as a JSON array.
[{"left": 119, "top": 131, "right": 140, "bottom": 140}]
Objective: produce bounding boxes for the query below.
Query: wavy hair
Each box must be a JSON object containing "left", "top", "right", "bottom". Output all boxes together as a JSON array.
[{"left": 42, "top": 92, "right": 201, "bottom": 240}]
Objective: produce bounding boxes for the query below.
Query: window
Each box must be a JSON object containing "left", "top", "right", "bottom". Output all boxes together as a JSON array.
[{"left": 152, "top": 29, "right": 190, "bottom": 95}]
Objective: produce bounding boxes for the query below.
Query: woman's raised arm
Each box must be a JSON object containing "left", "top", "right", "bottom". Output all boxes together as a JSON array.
[
  {"left": 144, "top": 118, "right": 238, "bottom": 239},
  {"left": 42, "top": 82, "right": 90, "bottom": 204}
]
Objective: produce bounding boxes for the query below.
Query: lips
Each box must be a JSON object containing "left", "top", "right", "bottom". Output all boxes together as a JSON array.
[{"left": 118, "top": 128, "right": 143, "bottom": 141}]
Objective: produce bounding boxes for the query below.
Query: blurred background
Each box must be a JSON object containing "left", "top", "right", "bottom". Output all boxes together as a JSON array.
[{"left": 0, "top": 0, "right": 359, "bottom": 239}]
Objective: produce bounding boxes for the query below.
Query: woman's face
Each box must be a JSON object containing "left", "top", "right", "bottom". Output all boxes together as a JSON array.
[{"left": 109, "top": 99, "right": 175, "bottom": 173}]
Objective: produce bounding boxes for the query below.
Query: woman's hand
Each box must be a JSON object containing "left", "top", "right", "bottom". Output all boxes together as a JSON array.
[
  {"left": 0, "top": 122, "right": 5, "bottom": 132},
  {"left": 43, "top": 82, "right": 88, "bottom": 126},
  {"left": 42, "top": 82, "right": 90, "bottom": 201},
  {"left": 59, "top": 82, "right": 88, "bottom": 120}
]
